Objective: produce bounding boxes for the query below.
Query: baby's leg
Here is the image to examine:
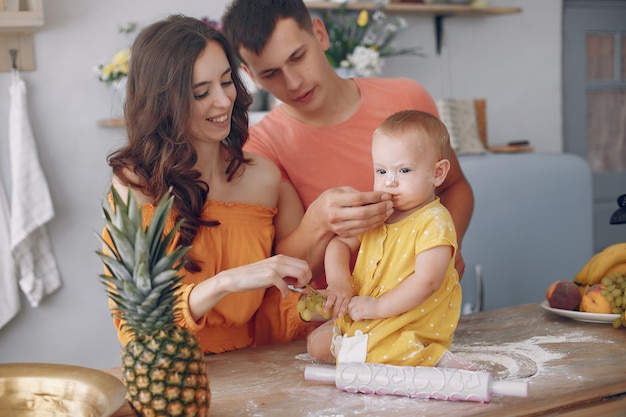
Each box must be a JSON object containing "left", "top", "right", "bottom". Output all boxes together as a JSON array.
[{"left": 307, "top": 320, "right": 335, "bottom": 363}]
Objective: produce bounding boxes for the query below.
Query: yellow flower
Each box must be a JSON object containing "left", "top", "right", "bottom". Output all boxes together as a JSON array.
[
  {"left": 357, "top": 10, "right": 368, "bottom": 27},
  {"left": 97, "top": 48, "right": 131, "bottom": 83},
  {"left": 112, "top": 49, "right": 131, "bottom": 66},
  {"left": 323, "top": 6, "right": 422, "bottom": 73},
  {"left": 101, "top": 63, "right": 115, "bottom": 78}
]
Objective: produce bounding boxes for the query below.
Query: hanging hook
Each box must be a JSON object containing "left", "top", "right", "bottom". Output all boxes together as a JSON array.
[{"left": 9, "top": 49, "right": 18, "bottom": 70}]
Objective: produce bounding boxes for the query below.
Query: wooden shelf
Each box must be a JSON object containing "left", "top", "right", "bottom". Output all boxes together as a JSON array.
[
  {"left": 97, "top": 118, "right": 126, "bottom": 128},
  {"left": 0, "top": 0, "right": 43, "bottom": 32},
  {"left": 306, "top": 1, "right": 522, "bottom": 54},
  {"left": 305, "top": 2, "right": 522, "bottom": 16},
  {"left": 0, "top": 0, "right": 44, "bottom": 71}
]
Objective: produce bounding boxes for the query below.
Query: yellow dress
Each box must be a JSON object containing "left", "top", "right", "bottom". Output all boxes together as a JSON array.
[
  {"left": 336, "top": 198, "right": 461, "bottom": 366},
  {"left": 104, "top": 198, "right": 307, "bottom": 354}
]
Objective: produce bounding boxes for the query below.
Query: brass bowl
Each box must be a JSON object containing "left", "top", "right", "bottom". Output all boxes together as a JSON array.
[{"left": 0, "top": 363, "right": 126, "bottom": 417}]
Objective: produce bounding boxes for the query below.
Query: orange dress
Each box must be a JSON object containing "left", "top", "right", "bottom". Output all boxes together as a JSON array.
[{"left": 104, "top": 199, "right": 308, "bottom": 354}]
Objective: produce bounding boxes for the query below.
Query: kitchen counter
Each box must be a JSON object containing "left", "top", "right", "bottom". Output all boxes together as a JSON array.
[{"left": 105, "top": 302, "right": 626, "bottom": 416}]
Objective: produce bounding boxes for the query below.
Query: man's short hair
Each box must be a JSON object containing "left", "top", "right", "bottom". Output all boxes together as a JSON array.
[{"left": 223, "top": 0, "right": 313, "bottom": 63}]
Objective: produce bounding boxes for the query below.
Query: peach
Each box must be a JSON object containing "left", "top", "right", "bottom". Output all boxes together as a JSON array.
[
  {"left": 546, "top": 280, "right": 582, "bottom": 310},
  {"left": 579, "top": 284, "right": 612, "bottom": 314},
  {"left": 578, "top": 284, "right": 589, "bottom": 300}
]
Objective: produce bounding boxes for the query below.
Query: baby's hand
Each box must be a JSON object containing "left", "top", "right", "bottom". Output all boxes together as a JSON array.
[
  {"left": 324, "top": 281, "right": 354, "bottom": 319},
  {"left": 348, "top": 296, "right": 379, "bottom": 322}
]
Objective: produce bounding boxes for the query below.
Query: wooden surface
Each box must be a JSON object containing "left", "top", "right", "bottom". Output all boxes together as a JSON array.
[
  {"left": 487, "top": 145, "right": 534, "bottom": 153},
  {"left": 304, "top": 1, "right": 522, "bottom": 15},
  {"left": 106, "top": 303, "right": 626, "bottom": 417},
  {"left": 97, "top": 118, "right": 126, "bottom": 128}
]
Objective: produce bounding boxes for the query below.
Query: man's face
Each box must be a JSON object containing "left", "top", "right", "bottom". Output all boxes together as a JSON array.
[{"left": 239, "top": 17, "right": 331, "bottom": 114}]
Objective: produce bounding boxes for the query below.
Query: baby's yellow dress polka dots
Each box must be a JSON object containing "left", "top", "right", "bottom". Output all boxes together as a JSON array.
[{"left": 336, "top": 198, "right": 461, "bottom": 367}]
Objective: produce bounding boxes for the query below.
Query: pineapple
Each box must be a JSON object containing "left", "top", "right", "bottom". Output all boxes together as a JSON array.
[{"left": 97, "top": 187, "right": 210, "bottom": 417}]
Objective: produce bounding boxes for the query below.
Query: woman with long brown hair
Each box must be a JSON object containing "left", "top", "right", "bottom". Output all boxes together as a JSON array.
[{"left": 105, "top": 15, "right": 313, "bottom": 354}]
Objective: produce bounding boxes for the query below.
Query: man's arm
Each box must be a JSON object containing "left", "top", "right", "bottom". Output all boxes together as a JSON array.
[
  {"left": 436, "top": 150, "right": 474, "bottom": 277},
  {"left": 274, "top": 184, "right": 393, "bottom": 280},
  {"left": 273, "top": 182, "right": 331, "bottom": 279}
]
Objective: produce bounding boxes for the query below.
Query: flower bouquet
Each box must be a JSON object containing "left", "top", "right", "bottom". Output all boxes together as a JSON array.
[
  {"left": 94, "top": 23, "right": 137, "bottom": 119},
  {"left": 95, "top": 22, "right": 137, "bottom": 84},
  {"left": 321, "top": 4, "right": 423, "bottom": 77},
  {"left": 96, "top": 48, "right": 131, "bottom": 84}
]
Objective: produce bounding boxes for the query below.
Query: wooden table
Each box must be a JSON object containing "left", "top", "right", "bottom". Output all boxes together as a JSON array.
[{"left": 106, "top": 303, "right": 626, "bottom": 417}]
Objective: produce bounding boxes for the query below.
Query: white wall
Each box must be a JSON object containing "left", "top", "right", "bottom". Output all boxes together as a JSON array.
[
  {"left": 0, "top": 0, "right": 561, "bottom": 369},
  {"left": 383, "top": 0, "right": 562, "bottom": 151}
]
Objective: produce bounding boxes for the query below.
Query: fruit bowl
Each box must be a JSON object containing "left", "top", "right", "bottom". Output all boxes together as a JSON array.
[
  {"left": 0, "top": 363, "right": 126, "bottom": 417},
  {"left": 541, "top": 300, "right": 620, "bottom": 324}
]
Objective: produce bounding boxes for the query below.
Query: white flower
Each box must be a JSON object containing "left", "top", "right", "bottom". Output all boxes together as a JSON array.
[
  {"left": 322, "top": 6, "right": 422, "bottom": 73},
  {"left": 348, "top": 46, "right": 384, "bottom": 77}
]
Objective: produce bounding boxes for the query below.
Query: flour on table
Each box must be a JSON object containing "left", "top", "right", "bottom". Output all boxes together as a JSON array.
[
  {"left": 295, "top": 331, "right": 607, "bottom": 381},
  {"left": 452, "top": 331, "right": 606, "bottom": 379},
  {"left": 296, "top": 352, "right": 316, "bottom": 362}
]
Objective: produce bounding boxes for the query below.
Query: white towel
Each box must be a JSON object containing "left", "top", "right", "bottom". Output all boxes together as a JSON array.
[
  {"left": 0, "top": 176, "right": 19, "bottom": 329},
  {"left": 9, "top": 69, "right": 62, "bottom": 308}
]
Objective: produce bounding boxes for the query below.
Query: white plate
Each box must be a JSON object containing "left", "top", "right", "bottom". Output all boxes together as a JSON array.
[{"left": 541, "top": 300, "right": 619, "bottom": 324}]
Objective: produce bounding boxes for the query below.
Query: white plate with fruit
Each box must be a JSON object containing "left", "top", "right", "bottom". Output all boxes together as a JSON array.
[
  {"left": 540, "top": 300, "right": 619, "bottom": 324},
  {"left": 543, "top": 242, "right": 626, "bottom": 327}
]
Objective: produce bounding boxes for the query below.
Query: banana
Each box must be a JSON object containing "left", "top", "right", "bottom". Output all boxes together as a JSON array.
[
  {"left": 602, "top": 262, "right": 626, "bottom": 278},
  {"left": 574, "top": 251, "right": 602, "bottom": 285},
  {"left": 586, "top": 242, "right": 626, "bottom": 285}
]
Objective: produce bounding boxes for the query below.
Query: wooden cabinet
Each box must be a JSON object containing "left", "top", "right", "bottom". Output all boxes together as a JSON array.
[{"left": 0, "top": 0, "right": 44, "bottom": 71}]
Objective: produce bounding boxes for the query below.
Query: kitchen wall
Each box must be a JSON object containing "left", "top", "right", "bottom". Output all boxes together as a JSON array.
[{"left": 0, "top": 0, "right": 561, "bottom": 369}]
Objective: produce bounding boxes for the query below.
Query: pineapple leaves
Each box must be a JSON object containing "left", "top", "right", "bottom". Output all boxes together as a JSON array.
[
  {"left": 96, "top": 249, "right": 132, "bottom": 282},
  {"left": 109, "top": 186, "right": 140, "bottom": 238},
  {"left": 146, "top": 192, "right": 175, "bottom": 266},
  {"left": 97, "top": 186, "right": 191, "bottom": 333},
  {"left": 152, "top": 246, "right": 189, "bottom": 277},
  {"left": 133, "top": 260, "right": 152, "bottom": 294},
  {"left": 105, "top": 221, "right": 137, "bottom": 273}
]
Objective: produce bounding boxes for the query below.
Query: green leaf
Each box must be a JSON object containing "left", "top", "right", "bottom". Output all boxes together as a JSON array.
[
  {"left": 151, "top": 269, "right": 180, "bottom": 288},
  {"left": 105, "top": 224, "right": 135, "bottom": 272},
  {"left": 151, "top": 246, "right": 188, "bottom": 276},
  {"left": 146, "top": 191, "right": 175, "bottom": 265},
  {"left": 96, "top": 251, "right": 132, "bottom": 282},
  {"left": 133, "top": 260, "right": 152, "bottom": 294},
  {"left": 122, "top": 279, "right": 143, "bottom": 304}
]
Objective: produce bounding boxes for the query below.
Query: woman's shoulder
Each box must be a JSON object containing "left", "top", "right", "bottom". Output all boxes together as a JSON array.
[
  {"left": 244, "top": 152, "right": 281, "bottom": 181},
  {"left": 111, "top": 171, "right": 153, "bottom": 206},
  {"left": 234, "top": 152, "right": 281, "bottom": 208}
]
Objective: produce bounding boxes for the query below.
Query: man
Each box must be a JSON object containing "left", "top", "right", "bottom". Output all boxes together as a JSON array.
[{"left": 223, "top": 0, "right": 474, "bottom": 281}]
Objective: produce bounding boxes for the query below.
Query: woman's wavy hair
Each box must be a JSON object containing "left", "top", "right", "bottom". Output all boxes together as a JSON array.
[{"left": 107, "top": 15, "right": 253, "bottom": 272}]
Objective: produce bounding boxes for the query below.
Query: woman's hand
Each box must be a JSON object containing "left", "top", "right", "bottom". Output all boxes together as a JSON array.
[
  {"left": 189, "top": 254, "right": 311, "bottom": 321},
  {"left": 226, "top": 254, "right": 312, "bottom": 297}
]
